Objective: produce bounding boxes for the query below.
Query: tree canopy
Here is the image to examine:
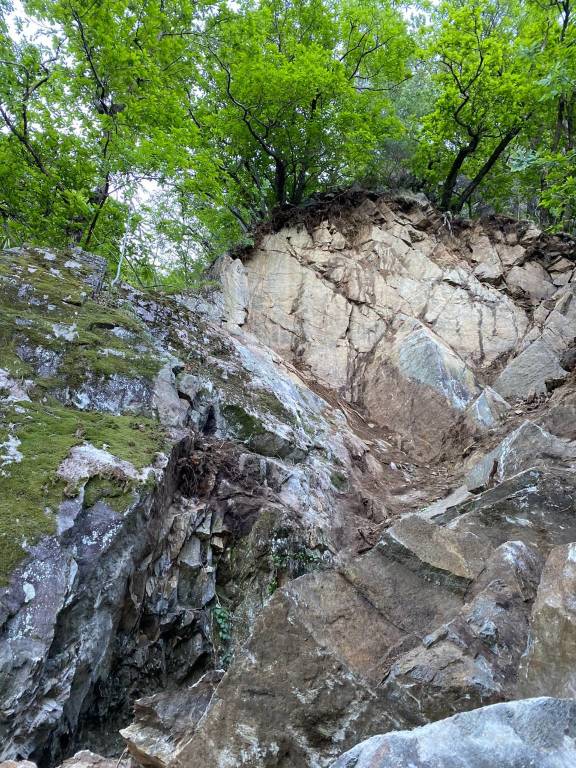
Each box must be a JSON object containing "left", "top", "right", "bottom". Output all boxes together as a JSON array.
[{"left": 0, "top": 0, "right": 575, "bottom": 286}]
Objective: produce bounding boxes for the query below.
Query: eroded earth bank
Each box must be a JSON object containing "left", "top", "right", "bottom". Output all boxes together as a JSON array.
[{"left": 1, "top": 191, "right": 576, "bottom": 767}]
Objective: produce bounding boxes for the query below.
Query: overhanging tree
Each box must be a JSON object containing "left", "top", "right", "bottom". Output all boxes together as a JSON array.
[
  {"left": 180, "top": 0, "right": 413, "bottom": 247},
  {"left": 416, "top": 0, "right": 543, "bottom": 212}
]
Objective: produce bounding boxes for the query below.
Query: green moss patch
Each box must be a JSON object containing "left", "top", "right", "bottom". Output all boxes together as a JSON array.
[
  {"left": 254, "top": 390, "right": 297, "bottom": 426},
  {"left": 0, "top": 400, "right": 166, "bottom": 584},
  {"left": 222, "top": 403, "right": 266, "bottom": 441},
  {"left": 330, "top": 471, "right": 349, "bottom": 491},
  {"left": 83, "top": 476, "right": 136, "bottom": 512},
  {"left": 0, "top": 250, "right": 161, "bottom": 391}
]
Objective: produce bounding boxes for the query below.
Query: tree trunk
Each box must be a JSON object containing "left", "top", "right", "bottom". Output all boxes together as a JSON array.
[
  {"left": 275, "top": 158, "right": 287, "bottom": 207},
  {"left": 552, "top": 97, "right": 566, "bottom": 153},
  {"left": 440, "top": 135, "right": 479, "bottom": 210},
  {"left": 454, "top": 125, "right": 522, "bottom": 212},
  {"left": 82, "top": 175, "right": 110, "bottom": 248}
]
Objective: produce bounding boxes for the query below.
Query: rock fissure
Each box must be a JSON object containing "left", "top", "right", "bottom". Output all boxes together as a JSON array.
[{"left": 2, "top": 194, "right": 576, "bottom": 768}]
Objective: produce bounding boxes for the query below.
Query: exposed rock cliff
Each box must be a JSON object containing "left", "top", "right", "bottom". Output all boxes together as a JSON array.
[{"left": 1, "top": 192, "right": 575, "bottom": 768}]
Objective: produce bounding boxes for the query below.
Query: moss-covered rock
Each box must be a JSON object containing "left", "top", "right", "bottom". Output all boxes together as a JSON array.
[
  {"left": 0, "top": 247, "right": 174, "bottom": 582},
  {"left": 0, "top": 399, "right": 165, "bottom": 582},
  {"left": 0, "top": 247, "right": 163, "bottom": 411},
  {"left": 0, "top": 244, "right": 365, "bottom": 763}
]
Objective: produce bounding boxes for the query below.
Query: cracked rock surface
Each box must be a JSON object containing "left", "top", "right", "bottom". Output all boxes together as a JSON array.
[{"left": 1, "top": 192, "right": 576, "bottom": 768}]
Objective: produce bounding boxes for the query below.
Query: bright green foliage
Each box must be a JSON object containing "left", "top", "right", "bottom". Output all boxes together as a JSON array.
[
  {"left": 414, "top": 0, "right": 576, "bottom": 225},
  {"left": 1, "top": 0, "right": 576, "bottom": 267},
  {"left": 526, "top": 0, "right": 576, "bottom": 227},
  {"left": 0, "top": 0, "right": 204, "bottom": 262},
  {"left": 415, "top": 0, "right": 543, "bottom": 212},
  {"left": 0, "top": 1, "right": 125, "bottom": 250},
  {"left": 182, "top": 0, "right": 412, "bottom": 246},
  {"left": 1, "top": 0, "right": 413, "bottom": 265}
]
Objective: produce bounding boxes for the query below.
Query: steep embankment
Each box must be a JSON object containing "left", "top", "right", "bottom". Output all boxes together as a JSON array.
[
  {"left": 1, "top": 191, "right": 576, "bottom": 768},
  {"left": 0, "top": 241, "right": 397, "bottom": 764}
]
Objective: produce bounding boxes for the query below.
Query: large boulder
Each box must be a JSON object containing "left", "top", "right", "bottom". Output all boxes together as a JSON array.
[
  {"left": 465, "top": 420, "right": 576, "bottom": 492},
  {"left": 168, "top": 543, "right": 468, "bottom": 768},
  {"left": 331, "top": 698, "right": 576, "bottom": 768},
  {"left": 437, "top": 468, "right": 576, "bottom": 554},
  {"left": 120, "top": 671, "right": 223, "bottom": 768},
  {"left": 380, "top": 541, "right": 543, "bottom": 724},
  {"left": 494, "top": 339, "right": 569, "bottom": 401},
  {"left": 518, "top": 542, "right": 576, "bottom": 698},
  {"left": 506, "top": 261, "right": 556, "bottom": 302}
]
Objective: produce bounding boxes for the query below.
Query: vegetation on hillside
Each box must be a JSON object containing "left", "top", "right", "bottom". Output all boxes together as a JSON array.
[{"left": 0, "top": 0, "right": 575, "bottom": 285}]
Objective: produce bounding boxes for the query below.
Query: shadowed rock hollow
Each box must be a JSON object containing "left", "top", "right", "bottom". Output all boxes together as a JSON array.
[{"left": 0, "top": 192, "right": 575, "bottom": 768}]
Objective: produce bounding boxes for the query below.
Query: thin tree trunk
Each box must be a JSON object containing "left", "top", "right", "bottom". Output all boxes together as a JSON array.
[
  {"left": 552, "top": 97, "right": 566, "bottom": 153},
  {"left": 82, "top": 175, "right": 110, "bottom": 248},
  {"left": 454, "top": 125, "right": 522, "bottom": 212},
  {"left": 275, "top": 158, "right": 287, "bottom": 207},
  {"left": 440, "top": 135, "right": 480, "bottom": 210}
]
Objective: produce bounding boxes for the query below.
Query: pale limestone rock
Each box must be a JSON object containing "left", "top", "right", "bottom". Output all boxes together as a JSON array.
[
  {"left": 331, "top": 698, "right": 576, "bottom": 768},
  {"left": 382, "top": 515, "right": 493, "bottom": 587},
  {"left": 426, "top": 278, "right": 528, "bottom": 366},
  {"left": 466, "top": 387, "right": 510, "bottom": 429},
  {"left": 395, "top": 325, "right": 480, "bottom": 411},
  {"left": 474, "top": 260, "right": 503, "bottom": 281},
  {"left": 541, "top": 285, "right": 576, "bottom": 354},
  {"left": 244, "top": 249, "right": 352, "bottom": 386},
  {"left": 494, "top": 339, "right": 568, "bottom": 400},
  {"left": 56, "top": 442, "right": 148, "bottom": 493},
  {"left": 259, "top": 230, "right": 292, "bottom": 254},
  {"left": 550, "top": 257, "right": 574, "bottom": 273},
  {"left": 506, "top": 262, "right": 556, "bottom": 302},
  {"left": 219, "top": 204, "right": 531, "bottom": 404},
  {"left": 330, "top": 231, "right": 347, "bottom": 250},
  {"left": 312, "top": 223, "right": 332, "bottom": 246},
  {"left": 219, "top": 256, "right": 249, "bottom": 326},
  {"left": 552, "top": 270, "right": 573, "bottom": 286},
  {"left": 469, "top": 233, "right": 503, "bottom": 281},
  {"left": 347, "top": 305, "right": 385, "bottom": 353},
  {"left": 0, "top": 369, "right": 31, "bottom": 403},
  {"left": 496, "top": 241, "right": 526, "bottom": 267},
  {"left": 533, "top": 303, "right": 551, "bottom": 325},
  {"left": 285, "top": 226, "right": 313, "bottom": 251},
  {"left": 325, "top": 257, "right": 375, "bottom": 304},
  {"left": 361, "top": 323, "right": 481, "bottom": 456},
  {"left": 520, "top": 222, "right": 542, "bottom": 244},
  {"left": 57, "top": 753, "right": 122, "bottom": 768},
  {"left": 152, "top": 363, "right": 189, "bottom": 427},
  {"left": 465, "top": 421, "right": 576, "bottom": 492}
]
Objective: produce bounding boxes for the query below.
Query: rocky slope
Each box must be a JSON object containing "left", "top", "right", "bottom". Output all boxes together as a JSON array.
[{"left": 0, "top": 191, "right": 575, "bottom": 768}]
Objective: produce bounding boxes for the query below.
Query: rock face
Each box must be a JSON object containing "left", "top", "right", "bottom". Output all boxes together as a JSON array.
[
  {"left": 1, "top": 193, "right": 576, "bottom": 768},
  {"left": 218, "top": 195, "right": 575, "bottom": 457},
  {"left": 331, "top": 698, "right": 576, "bottom": 768},
  {"left": 0, "top": 246, "right": 395, "bottom": 763},
  {"left": 120, "top": 671, "right": 223, "bottom": 767},
  {"left": 465, "top": 420, "right": 576, "bottom": 492}
]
